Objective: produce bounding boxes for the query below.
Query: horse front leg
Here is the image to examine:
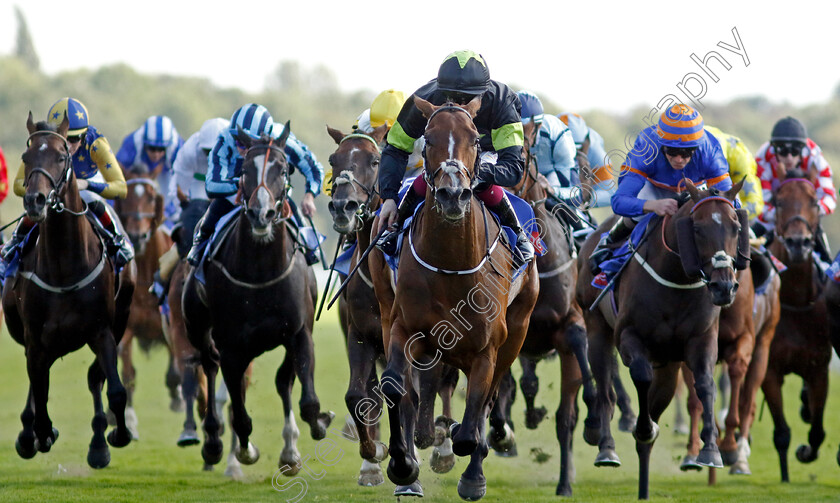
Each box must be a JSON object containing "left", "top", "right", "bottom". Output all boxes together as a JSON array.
[
  {"left": 86, "top": 359, "right": 111, "bottom": 468},
  {"left": 220, "top": 352, "right": 259, "bottom": 465},
  {"left": 487, "top": 369, "right": 517, "bottom": 457},
  {"left": 383, "top": 321, "right": 420, "bottom": 487},
  {"left": 90, "top": 330, "right": 132, "bottom": 450},
  {"left": 556, "top": 350, "right": 582, "bottom": 496},
  {"left": 199, "top": 340, "right": 223, "bottom": 466},
  {"left": 795, "top": 368, "right": 828, "bottom": 464},
  {"left": 761, "top": 367, "right": 790, "bottom": 482},
  {"left": 585, "top": 317, "right": 620, "bottom": 466},
  {"left": 116, "top": 332, "right": 139, "bottom": 440},
  {"left": 519, "top": 355, "right": 547, "bottom": 429},
  {"left": 25, "top": 348, "right": 59, "bottom": 455},
  {"left": 15, "top": 386, "right": 37, "bottom": 460},
  {"left": 720, "top": 339, "right": 752, "bottom": 466},
  {"left": 458, "top": 404, "right": 491, "bottom": 501},
  {"left": 430, "top": 364, "right": 458, "bottom": 474},
  {"left": 679, "top": 365, "right": 703, "bottom": 472},
  {"left": 177, "top": 356, "right": 202, "bottom": 447},
  {"left": 291, "top": 326, "right": 333, "bottom": 441},
  {"left": 685, "top": 335, "right": 722, "bottom": 469}
]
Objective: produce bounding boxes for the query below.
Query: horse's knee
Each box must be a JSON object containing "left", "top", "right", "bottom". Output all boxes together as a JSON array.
[
  {"left": 379, "top": 370, "right": 407, "bottom": 408},
  {"left": 774, "top": 426, "right": 791, "bottom": 451},
  {"left": 628, "top": 358, "right": 652, "bottom": 384}
]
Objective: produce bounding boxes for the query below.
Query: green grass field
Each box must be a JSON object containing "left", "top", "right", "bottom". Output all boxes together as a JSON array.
[{"left": 1, "top": 310, "right": 839, "bottom": 502}]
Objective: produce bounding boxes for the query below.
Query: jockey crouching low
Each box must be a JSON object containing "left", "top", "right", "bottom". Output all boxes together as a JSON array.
[
  {"left": 186, "top": 103, "right": 325, "bottom": 267},
  {"left": 2, "top": 97, "right": 134, "bottom": 270},
  {"left": 376, "top": 50, "right": 535, "bottom": 267},
  {"left": 589, "top": 104, "right": 733, "bottom": 274}
]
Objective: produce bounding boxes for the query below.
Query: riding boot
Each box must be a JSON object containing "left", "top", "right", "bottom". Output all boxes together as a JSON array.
[
  {"left": 376, "top": 188, "right": 424, "bottom": 256},
  {"left": 99, "top": 215, "right": 134, "bottom": 269},
  {"left": 815, "top": 225, "right": 832, "bottom": 265},
  {"left": 149, "top": 245, "right": 179, "bottom": 304},
  {"left": 589, "top": 217, "right": 634, "bottom": 275},
  {"left": 491, "top": 194, "right": 536, "bottom": 268},
  {"left": 1, "top": 218, "right": 34, "bottom": 262},
  {"left": 186, "top": 215, "right": 212, "bottom": 267}
]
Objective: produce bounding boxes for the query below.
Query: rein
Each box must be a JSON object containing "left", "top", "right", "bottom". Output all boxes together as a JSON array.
[
  {"left": 332, "top": 134, "right": 382, "bottom": 222},
  {"left": 421, "top": 105, "right": 479, "bottom": 201},
  {"left": 24, "top": 130, "right": 82, "bottom": 215},
  {"left": 20, "top": 251, "right": 107, "bottom": 293},
  {"left": 242, "top": 138, "right": 291, "bottom": 224}
]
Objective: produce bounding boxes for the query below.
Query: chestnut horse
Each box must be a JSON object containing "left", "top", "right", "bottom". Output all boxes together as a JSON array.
[
  {"left": 577, "top": 179, "right": 747, "bottom": 499},
  {"left": 182, "top": 125, "right": 333, "bottom": 472},
  {"left": 762, "top": 173, "right": 832, "bottom": 482},
  {"left": 326, "top": 124, "right": 460, "bottom": 488},
  {"left": 489, "top": 120, "right": 597, "bottom": 496},
  {"left": 369, "top": 97, "right": 539, "bottom": 501},
  {"left": 681, "top": 248, "right": 781, "bottom": 474},
  {"left": 2, "top": 114, "right": 135, "bottom": 468},
  {"left": 113, "top": 167, "right": 178, "bottom": 438}
]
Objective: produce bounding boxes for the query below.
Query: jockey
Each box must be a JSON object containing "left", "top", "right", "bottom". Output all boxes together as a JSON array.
[
  {"left": 589, "top": 104, "right": 731, "bottom": 272},
  {"left": 754, "top": 116, "right": 835, "bottom": 262},
  {"left": 186, "top": 103, "right": 325, "bottom": 266},
  {"left": 3, "top": 97, "right": 134, "bottom": 268},
  {"left": 0, "top": 145, "right": 8, "bottom": 206},
  {"left": 116, "top": 115, "right": 183, "bottom": 231},
  {"left": 149, "top": 118, "right": 229, "bottom": 301},
  {"left": 558, "top": 113, "right": 615, "bottom": 208},
  {"left": 377, "top": 50, "right": 534, "bottom": 267},
  {"left": 704, "top": 125, "right": 763, "bottom": 221}
]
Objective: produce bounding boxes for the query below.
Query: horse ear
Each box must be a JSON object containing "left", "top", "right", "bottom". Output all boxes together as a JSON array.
[
  {"left": 326, "top": 125, "right": 345, "bottom": 145},
  {"left": 26, "top": 111, "right": 36, "bottom": 134},
  {"left": 370, "top": 123, "right": 389, "bottom": 144},
  {"left": 414, "top": 95, "right": 435, "bottom": 119},
  {"left": 58, "top": 112, "right": 70, "bottom": 137},
  {"left": 683, "top": 178, "right": 700, "bottom": 202},
  {"left": 464, "top": 95, "right": 482, "bottom": 117},
  {"left": 724, "top": 176, "right": 746, "bottom": 201},
  {"left": 153, "top": 194, "right": 165, "bottom": 227},
  {"left": 235, "top": 125, "right": 252, "bottom": 148},
  {"left": 275, "top": 120, "right": 291, "bottom": 147}
]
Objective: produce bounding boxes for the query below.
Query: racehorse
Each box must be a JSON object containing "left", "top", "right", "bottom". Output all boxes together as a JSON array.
[
  {"left": 576, "top": 178, "right": 747, "bottom": 499},
  {"left": 369, "top": 96, "right": 539, "bottom": 501},
  {"left": 326, "top": 123, "right": 459, "bottom": 487},
  {"left": 182, "top": 124, "right": 333, "bottom": 472},
  {"left": 762, "top": 171, "right": 832, "bottom": 482},
  {"left": 489, "top": 119, "right": 597, "bottom": 496},
  {"left": 823, "top": 259, "right": 840, "bottom": 469},
  {"left": 681, "top": 247, "right": 781, "bottom": 474},
  {"left": 2, "top": 113, "right": 135, "bottom": 468},
  {"left": 113, "top": 166, "right": 178, "bottom": 438}
]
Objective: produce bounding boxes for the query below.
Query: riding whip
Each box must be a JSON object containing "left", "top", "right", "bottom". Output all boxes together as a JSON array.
[
  {"left": 327, "top": 226, "right": 387, "bottom": 310},
  {"left": 316, "top": 233, "right": 345, "bottom": 321},
  {"left": 305, "top": 214, "right": 329, "bottom": 270}
]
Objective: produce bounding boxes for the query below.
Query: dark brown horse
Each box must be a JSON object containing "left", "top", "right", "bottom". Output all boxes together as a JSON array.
[
  {"left": 2, "top": 114, "right": 135, "bottom": 468},
  {"left": 762, "top": 174, "right": 832, "bottom": 482},
  {"left": 326, "top": 124, "right": 460, "bottom": 487},
  {"left": 577, "top": 179, "right": 747, "bottom": 499},
  {"left": 182, "top": 124, "right": 333, "bottom": 472},
  {"left": 488, "top": 120, "right": 597, "bottom": 496},
  {"left": 113, "top": 168, "right": 178, "bottom": 438},
  {"left": 369, "top": 97, "right": 539, "bottom": 501},
  {"left": 681, "top": 249, "right": 781, "bottom": 474}
]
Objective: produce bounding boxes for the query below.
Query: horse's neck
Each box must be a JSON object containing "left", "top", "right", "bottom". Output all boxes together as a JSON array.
[
  {"left": 356, "top": 218, "right": 374, "bottom": 251},
  {"left": 38, "top": 188, "right": 97, "bottom": 271},
  {"left": 415, "top": 194, "right": 486, "bottom": 270},
  {"left": 231, "top": 213, "right": 292, "bottom": 271},
  {"left": 535, "top": 203, "right": 571, "bottom": 267},
  {"left": 653, "top": 215, "right": 697, "bottom": 282},
  {"left": 773, "top": 243, "right": 819, "bottom": 305}
]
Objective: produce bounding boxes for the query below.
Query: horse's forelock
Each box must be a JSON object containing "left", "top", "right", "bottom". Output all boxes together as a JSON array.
[{"left": 33, "top": 120, "right": 58, "bottom": 133}]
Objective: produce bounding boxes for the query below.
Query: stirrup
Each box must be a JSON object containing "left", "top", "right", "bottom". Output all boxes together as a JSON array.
[
  {"left": 375, "top": 227, "right": 401, "bottom": 256},
  {"left": 513, "top": 232, "right": 535, "bottom": 267}
]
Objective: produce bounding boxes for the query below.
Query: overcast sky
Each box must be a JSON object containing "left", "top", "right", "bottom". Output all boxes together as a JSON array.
[{"left": 1, "top": 0, "right": 836, "bottom": 115}]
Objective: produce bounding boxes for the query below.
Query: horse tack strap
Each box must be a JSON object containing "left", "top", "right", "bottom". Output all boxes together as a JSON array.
[
  {"left": 339, "top": 133, "right": 380, "bottom": 151},
  {"left": 537, "top": 257, "right": 575, "bottom": 279},
  {"left": 632, "top": 253, "right": 706, "bottom": 289},
  {"left": 209, "top": 253, "right": 297, "bottom": 289},
  {"left": 19, "top": 252, "right": 107, "bottom": 293},
  {"left": 407, "top": 222, "right": 502, "bottom": 275}
]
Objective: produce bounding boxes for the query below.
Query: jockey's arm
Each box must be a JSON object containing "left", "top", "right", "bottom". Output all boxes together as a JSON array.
[
  {"left": 115, "top": 131, "right": 139, "bottom": 171},
  {"left": 87, "top": 136, "right": 126, "bottom": 199},
  {"left": 282, "top": 133, "right": 324, "bottom": 217},
  {"left": 610, "top": 169, "right": 648, "bottom": 217},
  {"left": 485, "top": 120, "right": 525, "bottom": 187},
  {"left": 205, "top": 135, "right": 239, "bottom": 198}
]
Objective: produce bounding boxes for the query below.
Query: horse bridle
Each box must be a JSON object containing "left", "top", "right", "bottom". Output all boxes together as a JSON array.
[
  {"left": 775, "top": 178, "right": 819, "bottom": 238},
  {"left": 241, "top": 139, "right": 290, "bottom": 223},
  {"left": 332, "top": 133, "right": 381, "bottom": 223},
  {"left": 23, "top": 130, "right": 86, "bottom": 215},
  {"left": 421, "top": 105, "right": 479, "bottom": 197}
]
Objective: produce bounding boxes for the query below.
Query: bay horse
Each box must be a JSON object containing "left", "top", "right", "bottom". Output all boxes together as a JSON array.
[
  {"left": 762, "top": 172, "right": 832, "bottom": 482},
  {"left": 369, "top": 96, "right": 539, "bottom": 501},
  {"left": 2, "top": 113, "right": 135, "bottom": 468},
  {"left": 326, "top": 123, "right": 460, "bottom": 487},
  {"left": 182, "top": 123, "right": 333, "bottom": 472},
  {"left": 576, "top": 178, "right": 747, "bottom": 499},
  {"left": 113, "top": 167, "right": 179, "bottom": 438},
  {"left": 488, "top": 119, "right": 597, "bottom": 496},
  {"left": 681, "top": 247, "right": 781, "bottom": 474}
]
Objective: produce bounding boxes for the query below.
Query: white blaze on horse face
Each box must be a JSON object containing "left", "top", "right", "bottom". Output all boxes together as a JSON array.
[
  {"left": 257, "top": 186, "right": 271, "bottom": 211},
  {"left": 39, "top": 142, "right": 47, "bottom": 152},
  {"left": 711, "top": 212, "right": 722, "bottom": 225},
  {"left": 134, "top": 184, "right": 145, "bottom": 197}
]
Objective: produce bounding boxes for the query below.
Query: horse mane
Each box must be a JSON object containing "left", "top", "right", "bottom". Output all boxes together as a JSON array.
[{"left": 127, "top": 163, "right": 150, "bottom": 176}]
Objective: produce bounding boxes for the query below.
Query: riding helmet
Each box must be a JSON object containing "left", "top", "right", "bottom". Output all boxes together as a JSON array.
[
  {"left": 47, "top": 97, "right": 89, "bottom": 136},
  {"left": 517, "top": 91, "right": 544, "bottom": 124},
  {"left": 437, "top": 50, "right": 490, "bottom": 95},
  {"left": 229, "top": 103, "right": 273, "bottom": 140},
  {"left": 657, "top": 104, "right": 705, "bottom": 148},
  {"left": 142, "top": 115, "right": 178, "bottom": 148},
  {"left": 370, "top": 89, "right": 406, "bottom": 128},
  {"left": 770, "top": 116, "right": 807, "bottom": 144}
]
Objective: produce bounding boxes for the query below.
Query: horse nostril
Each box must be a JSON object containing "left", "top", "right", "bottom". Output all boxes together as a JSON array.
[
  {"left": 345, "top": 201, "right": 359, "bottom": 214},
  {"left": 35, "top": 193, "right": 46, "bottom": 206},
  {"left": 265, "top": 209, "right": 276, "bottom": 221},
  {"left": 732, "top": 282, "right": 739, "bottom": 294},
  {"left": 459, "top": 189, "right": 472, "bottom": 205},
  {"left": 327, "top": 201, "right": 336, "bottom": 213}
]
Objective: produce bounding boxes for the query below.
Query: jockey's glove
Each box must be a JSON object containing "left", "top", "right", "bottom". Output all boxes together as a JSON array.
[{"left": 472, "top": 163, "right": 495, "bottom": 193}]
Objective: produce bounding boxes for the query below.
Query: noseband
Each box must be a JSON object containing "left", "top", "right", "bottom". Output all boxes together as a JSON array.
[
  {"left": 332, "top": 133, "right": 381, "bottom": 222},
  {"left": 24, "top": 130, "right": 85, "bottom": 215},
  {"left": 242, "top": 139, "right": 290, "bottom": 223},
  {"left": 421, "top": 105, "right": 479, "bottom": 196},
  {"left": 776, "top": 178, "right": 818, "bottom": 236}
]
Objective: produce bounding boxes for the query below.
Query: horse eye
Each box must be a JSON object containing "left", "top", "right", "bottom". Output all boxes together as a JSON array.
[{"left": 328, "top": 155, "right": 335, "bottom": 166}]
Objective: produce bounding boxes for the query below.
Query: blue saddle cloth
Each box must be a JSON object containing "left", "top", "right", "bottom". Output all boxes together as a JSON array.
[
  {"left": 380, "top": 177, "right": 545, "bottom": 279},
  {"left": 826, "top": 251, "right": 840, "bottom": 285},
  {"left": 591, "top": 213, "right": 655, "bottom": 290},
  {"left": 334, "top": 241, "right": 357, "bottom": 277},
  {"left": 1, "top": 225, "right": 39, "bottom": 287}
]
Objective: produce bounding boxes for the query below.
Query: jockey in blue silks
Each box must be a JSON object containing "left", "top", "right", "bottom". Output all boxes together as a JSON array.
[{"left": 589, "top": 104, "right": 732, "bottom": 273}]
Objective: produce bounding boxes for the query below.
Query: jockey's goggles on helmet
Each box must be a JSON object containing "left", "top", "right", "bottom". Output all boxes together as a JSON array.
[
  {"left": 442, "top": 91, "right": 478, "bottom": 105},
  {"left": 662, "top": 146, "right": 697, "bottom": 159},
  {"left": 772, "top": 142, "right": 804, "bottom": 157},
  {"left": 66, "top": 135, "right": 83, "bottom": 144},
  {"left": 146, "top": 145, "right": 166, "bottom": 153}
]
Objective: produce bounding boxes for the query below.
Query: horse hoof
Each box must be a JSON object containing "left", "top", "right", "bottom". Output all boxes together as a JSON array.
[
  {"left": 125, "top": 407, "right": 140, "bottom": 440},
  {"left": 15, "top": 434, "right": 36, "bottom": 459},
  {"left": 836, "top": 448, "right": 840, "bottom": 467},
  {"left": 430, "top": 439, "right": 456, "bottom": 474},
  {"left": 618, "top": 413, "right": 637, "bottom": 433},
  {"left": 36, "top": 427, "right": 60, "bottom": 453},
  {"left": 358, "top": 460, "right": 384, "bottom": 486},
  {"left": 202, "top": 463, "right": 214, "bottom": 472},
  {"left": 310, "top": 411, "right": 335, "bottom": 441},
  {"left": 729, "top": 461, "right": 751, "bottom": 475},
  {"left": 720, "top": 448, "right": 739, "bottom": 466},
  {"left": 170, "top": 397, "right": 186, "bottom": 413},
  {"left": 107, "top": 428, "right": 132, "bottom": 448},
  {"left": 202, "top": 439, "right": 224, "bottom": 465},
  {"left": 177, "top": 429, "right": 201, "bottom": 447},
  {"left": 487, "top": 424, "right": 517, "bottom": 457},
  {"left": 632, "top": 422, "right": 659, "bottom": 445},
  {"left": 524, "top": 406, "right": 548, "bottom": 430},
  {"left": 106, "top": 410, "right": 117, "bottom": 427},
  {"left": 87, "top": 445, "right": 111, "bottom": 469},
  {"left": 235, "top": 441, "right": 260, "bottom": 465},
  {"left": 280, "top": 446, "right": 301, "bottom": 473},
  {"left": 373, "top": 441, "right": 389, "bottom": 463},
  {"left": 457, "top": 475, "right": 487, "bottom": 501},
  {"left": 555, "top": 482, "right": 573, "bottom": 497},
  {"left": 680, "top": 455, "right": 703, "bottom": 471},
  {"left": 394, "top": 481, "right": 424, "bottom": 497},
  {"left": 795, "top": 444, "right": 818, "bottom": 463},
  {"left": 697, "top": 445, "right": 723, "bottom": 468},
  {"left": 594, "top": 449, "right": 621, "bottom": 467},
  {"left": 583, "top": 418, "right": 601, "bottom": 446},
  {"left": 386, "top": 456, "right": 419, "bottom": 486},
  {"left": 225, "top": 453, "right": 244, "bottom": 480}
]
